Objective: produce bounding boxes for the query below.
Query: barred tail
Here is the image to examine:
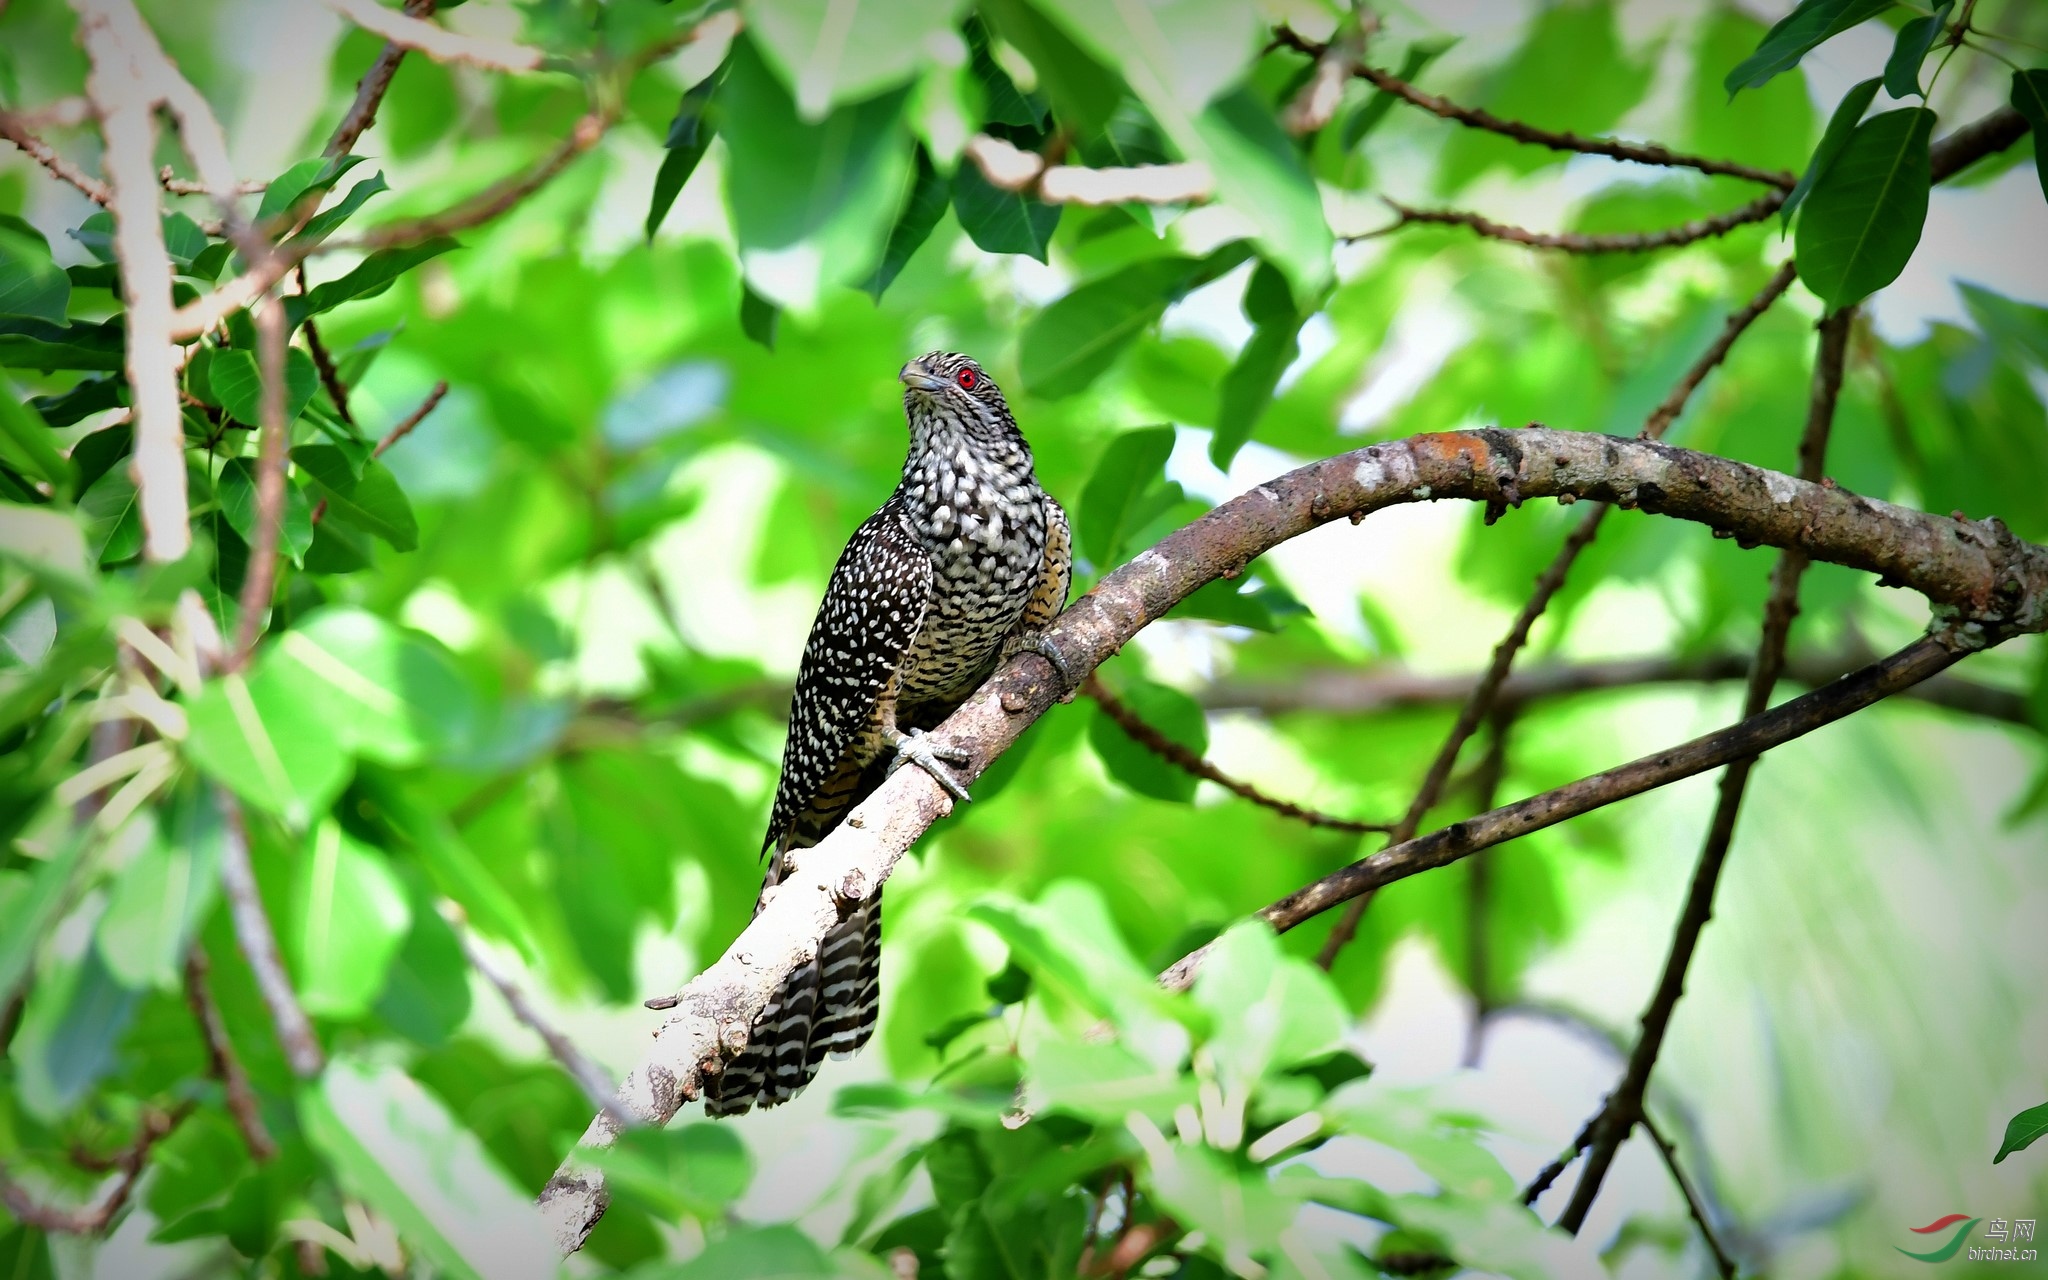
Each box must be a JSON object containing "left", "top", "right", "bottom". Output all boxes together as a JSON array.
[{"left": 704, "top": 889, "right": 883, "bottom": 1117}]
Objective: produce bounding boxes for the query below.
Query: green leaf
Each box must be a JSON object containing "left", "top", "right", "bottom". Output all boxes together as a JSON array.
[
  {"left": 1994, "top": 1101, "right": 2048, "bottom": 1163},
  {"left": 1883, "top": 2, "right": 1950, "bottom": 99},
  {"left": 647, "top": 63, "right": 726, "bottom": 240},
  {"left": 861, "top": 147, "right": 951, "bottom": 298},
  {"left": 1191, "top": 921, "right": 1347, "bottom": 1089},
  {"left": 1725, "top": 0, "right": 1895, "bottom": 96},
  {"left": 1794, "top": 107, "right": 1934, "bottom": 310},
  {"left": 979, "top": 0, "right": 1118, "bottom": 135},
  {"left": 183, "top": 668, "right": 352, "bottom": 826},
  {"left": 216, "top": 457, "right": 314, "bottom": 566},
  {"left": 290, "top": 172, "right": 392, "bottom": 245},
  {"left": 668, "top": 1224, "right": 833, "bottom": 1279},
  {"left": 588, "top": 1123, "right": 755, "bottom": 1220},
  {"left": 0, "top": 216, "right": 70, "bottom": 323},
  {"left": 286, "top": 238, "right": 457, "bottom": 328},
  {"left": 0, "top": 316, "right": 125, "bottom": 371},
  {"left": 267, "top": 606, "right": 475, "bottom": 765},
  {"left": 95, "top": 790, "right": 223, "bottom": 991},
  {"left": 29, "top": 376, "right": 123, "bottom": 428},
  {"left": 291, "top": 444, "right": 419, "bottom": 550},
  {"left": 1960, "top": 282, "right": 2048, "bottom": 371},
  {"left": 1077, "top": 424, "right": 1176, "bottom": 566},
  {"left": 740, "top": 282, "right": 779, "bottom": 351},
  {"left": 1088, "top": 675, "right": 1207, "bottom": 804},
  {"left": 1019, "top": 245, "right": 1249, "bottom": 398},
  {"left": 1212, "top": 317, "right": 1303, "bottom": 468},
  {"left": 744, "top": 0, "right": 970, "bottom": 121},
  {"left": 0, "top": 825, "right": 90, "bottom": 1009},
  {"left": 720, "top": 36, "right": 910, "bottom": 315},
  {"left": 0, "top": 374, "right": 76, "bottom": 500},
  {"left": 1166, "top": 575, "right": 1308, "bottom": 632},
  {"left": 373, "top": 881, "right": 472, "bottom": 1047},
  {"left": 257, "top": 153, "right": 367, "bottom": 224},
  {"left": 300, "top": 1058, "right": 560, "bottom": 1280},
  {"left": 11, "top": 944, "right": 139, "bottom": 1121},
  {"left": 1784, "top": 77, "right": 1882, "bottom": 229},
  {"left": 2012, "top": 70, "right": 2048, "bottom": 202},
  {"left": 1190, "top": 89, "right": 1333, "bottom": 297},
  {"left": 951, "top": 158, "right": 1061, "bottom": 262},
  {"left": 209, "top": 346, "right": 318, "bottom": 427},
  {"left": 291, "top": 821, "right": 412, "bottom": 1018},
  {"left": 78, "top": 466, "right": 143, "bottom": 565},
  {"left": 0, "top": 504, "right": 92, "bottom": 587}
]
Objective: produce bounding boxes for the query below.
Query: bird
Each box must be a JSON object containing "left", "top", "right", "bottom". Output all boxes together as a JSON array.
[{"left": 704, "top": 351, "right": 1072, "bottom": 1117}]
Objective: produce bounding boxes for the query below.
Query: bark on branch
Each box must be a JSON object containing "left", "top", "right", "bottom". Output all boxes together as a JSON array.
[{"left": 539, "top": 426, "right": 2048, "bottom": 1253}]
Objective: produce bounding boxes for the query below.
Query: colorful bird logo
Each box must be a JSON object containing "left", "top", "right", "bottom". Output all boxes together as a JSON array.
[{"left": 1897, "top": 1214, "right": 1980, "bottom": 1263}]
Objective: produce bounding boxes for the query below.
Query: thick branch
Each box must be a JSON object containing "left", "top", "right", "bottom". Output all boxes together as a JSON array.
[
  {"left": 966, "top": 133, "right": 1214, "bottom": 206},
  {"left": 1376, "top": 191, "right": 1785, "bottom": 254},
  {"left": 317, "top": 0, "right": 546, "bottom": 73},
  {"left": 540, "top": 425, "right": 2048, "bottom": 1253},
  {"left": 1082, "top": 674, "right": 1391, "bottom": 834},
  {"left": 1556, "top": 308, "right": 1854, "bottom": 1234},
  {"left": 73, "top": 0, "right": 189, "bottom": 562}
]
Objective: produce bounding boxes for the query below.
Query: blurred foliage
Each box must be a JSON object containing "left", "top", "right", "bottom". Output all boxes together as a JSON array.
[{"left": 2, "top": 0, "right": 2047, "bottom": 1277}]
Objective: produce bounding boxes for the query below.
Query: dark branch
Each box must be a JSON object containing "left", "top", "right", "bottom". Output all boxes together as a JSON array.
[
  {"left": 1163, "top": 635, "right": 1971, "bottom": 992},
  {"left": 1556, "top": 308, "right": 1855, "bottom": 1234},
  {"left": 215, "top": 789, "right": 325, "bottom": 1078},
  {"left": 182, "top": 946, "right": 278, "bottom": 1161},
  {"left": 1373, "top": 191, "right": 1785, "bottom": 254},
  {"left": 1315, "top": 260, "right": 1798, "bottom": 969},
  {"left": 324, "top": 0, "right": 438, "bottom": 159},
  {"left": 0, "top": 1105, "right": 190, "bottom": 1234},
  {"left": 1083, "top": 674, "right": 1392, "bottom": 834},
  {"left": 1641, "top": 1112, "right": 1738, "bottom": 1279}
]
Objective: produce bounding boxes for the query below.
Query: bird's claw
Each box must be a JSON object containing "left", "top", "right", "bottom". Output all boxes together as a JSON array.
[
  {"left": 887, "top": 728, "right": 973, "bottom": 803},
  {"left": 1019, "top": 631, "right": 1079, "bottom": 698}
]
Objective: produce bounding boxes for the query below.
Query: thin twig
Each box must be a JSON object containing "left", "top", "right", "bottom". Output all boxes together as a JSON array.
[
  {"left": 182, "top": 947, "right": 278, "bottom": 1161},
  {"left": 1200, "top": 648, "right": 2031, "bottom": 727},
  {"left": 1641, "top": 1113, "right": 1738, "bottom": 1279},
  {"left": 308, "top": 380, "right": 446, "bottom": 527},
  {"left": 325, "top": 0, "right": 438, "bottom": 158},
  {"left": 1163, "top": 635, "right": 1969, "bottom": 993},
  {"left": 227, "top": 298, "right": 290, "bottom": 670},
  {"left": 439, "top": 901, "right": 629, "bottom": 1126},
  {"left": 215, "top": 789, "right": 325, "bottom": 1078},
  {"left": 1083, "top": 674, "right": 1393, "bottom": 834},
  {"left": 1555, "top": 308, "right": 1855, "bottom": 1235},
  {"left": 0, "top": 108, "right": 112, "bottom": 203},
  {"left": 1462, "top": 711, "right": 1512, "bottom": 1068},
  {"left": 1272, "top": 27, "right": 1794, "bottom": 190},
  {"left": 0, "top": 1104, "right": 191, "bottom": 1234},
  {"left": 1372, "top": 191, "right": 1785, "bottom": 254},
  {"left": 1314, "top": 260, "right": 1799, "bottom": 970},
  {"left": 301, "top": 317, "right": 355, "bottom": 426}
]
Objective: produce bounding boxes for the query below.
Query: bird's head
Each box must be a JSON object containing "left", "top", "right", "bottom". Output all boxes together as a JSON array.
[{"left": 900, "top": 351, "right": 1013, "bottom": 425}]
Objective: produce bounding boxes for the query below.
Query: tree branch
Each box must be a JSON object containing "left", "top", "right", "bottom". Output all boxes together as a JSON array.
[
  {"left": 1555, "top": 307, "right": 1855, "bottom": 1235},
  {"left": 966, "top": 133, "right": 1215, "bottom": 206},
  {"left": 182, "top": 946, "right": 278, "bottom": 1161},
  {"left": 0, "top": 1104, "right": 190, "bottom": 1234},
  {"left": 215, "top": 789, "right": 324, "bottom": 1079},
  {"left": 1082, "top": 674, "right": 1392, "bottom": 834},
  {"left": 1641, "top": 1112, "right": 1737, "bottom": 1280},
  {"left": 1272, "top": 28, "right": 1795, "bottom": 190},
  {"left": 316, "top": 0, "right": 547, "bottom": 73},
  {"left": 324, "top": 0, "right": 438, "bottom": 158},
  {"left": 1372, "top": 190, "right": 1785, "bottom": 254},
  {"left": 1314, "top": 259, "right": 1798, "bottom": 969},
  {"left": 438, "top": 901, "right": 627, "bottom": 1125},
  {"left": 1202, "top": 647, "right": 2032, "bottom": 728},
  {"left": 72, "top": 0, "right": 190, "bottom": 563},
  {"left": 1164, "top": 634, "right": 1969, "bottom": 993},
  {"left": 540, "top": 424, "right": 2048, "bottom": 1253},
  {"left": 226, "top": 296, "right": 289, "bottom": 670}
]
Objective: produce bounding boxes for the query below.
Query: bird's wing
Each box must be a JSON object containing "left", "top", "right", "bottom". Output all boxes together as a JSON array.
[{"left": 762, "top": 499, "right": 931, "bottom": 855}]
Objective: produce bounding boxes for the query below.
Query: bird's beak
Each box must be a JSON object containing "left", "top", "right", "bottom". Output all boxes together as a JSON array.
[{"left": 899, "top": 360, "right": 948, "bottom": 393}]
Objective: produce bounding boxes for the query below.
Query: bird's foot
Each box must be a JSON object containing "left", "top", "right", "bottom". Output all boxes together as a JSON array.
[
  {"left": 886, "top": 728, "right": 973, "bottom": 803},
  {"left": 1009, "top": 630, "right": 1079, "bottom": 699}
]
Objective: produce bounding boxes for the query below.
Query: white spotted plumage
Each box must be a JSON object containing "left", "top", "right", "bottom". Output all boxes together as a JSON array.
[{"left": 706, "top": 352, "right": 1070, "bottom": 1118}]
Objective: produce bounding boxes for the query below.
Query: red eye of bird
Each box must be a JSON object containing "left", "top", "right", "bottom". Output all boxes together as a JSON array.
[{"left": 956, "top": 368, "right": 979, "bottom": 390}]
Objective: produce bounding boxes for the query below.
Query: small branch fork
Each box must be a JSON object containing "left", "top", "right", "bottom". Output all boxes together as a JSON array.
[
  {"left": 1313, "top": 259, "right": 1800, "bottom": 971},
  {"left": 1081, "top": 674, "right": 1393, "bottom": 835},
  {"left": 1550, "top": 308, "right": 1856, "bottom": 1240},
  {"left": 540, "top": 423, "right": 2048, "bottom": 1254},
  {"left": 1368, "top": 191, "right": 1786, "bottom": 255},
  {"left": 0, "top": 1104, "right": 192, "bottom": 1234}
]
